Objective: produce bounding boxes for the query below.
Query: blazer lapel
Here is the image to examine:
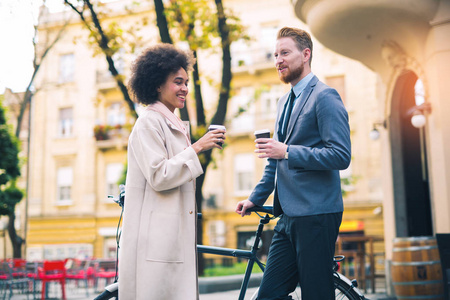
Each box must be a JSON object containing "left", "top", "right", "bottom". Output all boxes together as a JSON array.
[{"left": 284, "top": 76, "right": 318, "bottom": 142}]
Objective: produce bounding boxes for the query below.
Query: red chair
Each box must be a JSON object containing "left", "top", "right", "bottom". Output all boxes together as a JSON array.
[
  {"left": 65, "top": 258, "right": 94, "bottom": 297},
  {"left": 11, "top": 259, "right": 27, "bottom": 278},
  {"left": 94, "top": 259, "right": 117, "bottom": 291},
  {"left": 39, "top": 260, "right": 66, "bottom": 300},
  {"left": 0, "top": 261, "right": 32, "bottom": 299}
]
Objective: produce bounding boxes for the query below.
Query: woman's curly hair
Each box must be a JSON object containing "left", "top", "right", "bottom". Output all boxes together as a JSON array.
[{"left": 128, "top": 44, "right": 195, "bottom": 105}]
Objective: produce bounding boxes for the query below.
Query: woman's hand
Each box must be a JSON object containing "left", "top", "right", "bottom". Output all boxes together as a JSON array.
[{"left": 192, "top": 129, "right": 226, "bottom": 154}]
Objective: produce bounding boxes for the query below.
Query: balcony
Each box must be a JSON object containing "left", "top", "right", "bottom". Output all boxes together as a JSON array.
[
  {"left": 94, "top": 124, "right": 131, "bottom": 151},
  {"left": 292, "top": 0, "right": 441, "bottom": 77},
  {"left": 96, "top": 70, "right": 118, "bottom": 91},
  {"left": 231, "top": 47, "right": 275, "bottom": 75}
]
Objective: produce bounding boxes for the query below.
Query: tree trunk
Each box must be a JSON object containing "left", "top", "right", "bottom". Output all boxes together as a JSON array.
[
  {"left": 8, "top": 211, "right": 24, "bottom": 258},
  {"left": 83, "top": 0, "right": 137, "bottom": 119},
  {"left": 192, "top": 51, "right": 206, "bottom": 126},
  {"left": 212, "top": 0, "right": 232, "bottom": 126},
  {"left": 196, "top": 149, "right": 213, "bottom": 276},
  {"left": 154, "top": 0, "right": 173, "bottom": 44},
  {"left": 152, "top": 0, "right": 233, "bottom": 276}
]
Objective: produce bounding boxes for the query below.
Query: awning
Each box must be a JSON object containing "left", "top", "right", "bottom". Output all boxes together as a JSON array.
[{"left": 339, "top": 220, "right": 364, "bottom": 232}]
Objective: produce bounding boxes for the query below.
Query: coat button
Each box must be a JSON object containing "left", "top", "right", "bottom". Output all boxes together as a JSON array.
[{"left": 189, "top": 210, "right": 193, "bottom": 214}]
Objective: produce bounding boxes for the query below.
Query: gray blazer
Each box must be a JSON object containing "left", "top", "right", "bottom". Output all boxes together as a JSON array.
[{"left": 249, "top": 75, "right": 351, "bottom": 217}]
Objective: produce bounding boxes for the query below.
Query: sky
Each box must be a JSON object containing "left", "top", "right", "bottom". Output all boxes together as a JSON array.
[{"left": 0, "top": 0, "right": 42, "bottom": 94}]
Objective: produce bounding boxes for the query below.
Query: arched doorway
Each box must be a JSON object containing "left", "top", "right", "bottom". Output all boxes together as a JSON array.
[{"left": 389, "top": 70, "right": 433, "bottom": 237}]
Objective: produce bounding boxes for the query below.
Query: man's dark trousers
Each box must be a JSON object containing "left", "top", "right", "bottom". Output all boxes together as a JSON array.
[{"left": 257, "top": 212, "right": 342, "bottom": 300}]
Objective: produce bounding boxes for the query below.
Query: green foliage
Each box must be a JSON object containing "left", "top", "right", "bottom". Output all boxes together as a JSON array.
[
  {"left": 118, "top": 162, "right": 127, "bottom": 186},
  {"left": 165, "top": 0, "right": 249, "bottom": 51},
  {"left": 0, "top": 98, "right": 23, "bottom": 216},
  {"left": 202, "top": 261, "right": 263, "bottom": 277},
  {"left": 341, "top": 174, "right": 359, "bottom": 197},
  {"left": 0, "top": 183, "right": 23, "bottom": 215},
  {"left": 93, "top": 123, "right": 132, "bottom": 141}
]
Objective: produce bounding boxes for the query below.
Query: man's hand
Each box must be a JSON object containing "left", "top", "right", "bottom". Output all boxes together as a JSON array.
[
  {"left": 235, "top": 199, "right": 255, "bottom": 217},
  {"left": 255, "top": 138, "right": 288, "bottom": 159}
]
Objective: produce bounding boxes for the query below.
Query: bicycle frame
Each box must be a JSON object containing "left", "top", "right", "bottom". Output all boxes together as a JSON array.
[
  {"left": 198, "top": 213, "right": 271, "bottom": 300},
  {"left": 95, "top": 198, "right": 366, "bottom": 300}
]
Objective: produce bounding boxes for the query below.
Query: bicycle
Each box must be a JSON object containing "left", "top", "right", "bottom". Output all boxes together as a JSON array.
[{"left": 95, "top": 189, "right": 367, "bottom": 300}]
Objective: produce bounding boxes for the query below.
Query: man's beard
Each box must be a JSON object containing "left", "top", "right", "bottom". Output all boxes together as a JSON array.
[{"left": 279, "top": 64, "right": 303, "bottom": 84}]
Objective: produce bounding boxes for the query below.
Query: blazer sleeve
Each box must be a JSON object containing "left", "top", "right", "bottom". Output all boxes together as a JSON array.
[
  {"left": 129, "top": 117, "right": 203, "bottom": 192},
  {"left": 289, "top": 87, "right": 351, "bottom": 170}
]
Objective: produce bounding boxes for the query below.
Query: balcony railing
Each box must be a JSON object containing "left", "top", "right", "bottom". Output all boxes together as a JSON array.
[
  {"left": 94, "top": 124, "right": 131, "bottom": 150},
  {"left": 231, "top": 47, "right": 274, "bottom": 74}
]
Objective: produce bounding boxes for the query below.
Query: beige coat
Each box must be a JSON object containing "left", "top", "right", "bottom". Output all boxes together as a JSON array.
[{"left": 118, "top": 110, "right": 203, "bottom": 299}]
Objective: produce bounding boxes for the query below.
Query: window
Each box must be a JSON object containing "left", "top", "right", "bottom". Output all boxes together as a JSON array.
[
  {"left": 234, "top": 153, "right": 254, "bottom": 195},
  {"left": 260, "top": 84, "right": 284, "bottom": 120},
  {"left": 112, "top": 48, "right": 126, "bottom": 75},
  {"left": 230, "top": 87, "right": 255, "bottom": 133},
  {"left": 106, "top": 163, "right": 124, "bottom": 198},
  {"left": 57, "top": 167, "right": 73, "bottom": 203},
  {"left": 414, "top": 79, "right": 425, "bottom": 106},
  {"left": 231, "top": 39, "right": 252, "bottom": 67},
  {"left": 259, "top": 26, "right": 278, "bottom": 61},
  {"left": 58, "top": 107, "right": 73, "bottom": 137},
  {"left": 325, "top": 75, "right": 346, "bottom": 104},
  {"left": 340, "top": 162, "right": 354, "bottom": 193},
  {"left": 103, "top": 237, "right": 118, "bottom": 259},
  {"left": 208, "top": 221, "right": 226, "bottom": 247},
  {"left": 59, "top": 53, "right": 75, "bottom": 83},
  {"left": 107, "top": 102, "right": 126, "bottom": 126}
]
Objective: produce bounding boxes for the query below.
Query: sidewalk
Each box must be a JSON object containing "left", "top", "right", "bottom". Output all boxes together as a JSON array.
[
  {"left": 200, "top": 288, "right": 395, "bottom": 300},
  {"left": 5, "top": 288, "right": 394, "bottom": 300},
  {"left": 4, "top": 277, "right": 395, "bottom": 299}
]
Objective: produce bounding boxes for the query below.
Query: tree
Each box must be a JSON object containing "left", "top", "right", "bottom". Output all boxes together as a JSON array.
[
  {"left": 0, "top": 97, "right": 24, "bottom": 258},
  {"left": 157, "top": 0, "right": 247, "bottom": 274},
  {"left": 63, "top": 0, "right": 139, "bottom": 119},
  {"left": 63, "top": 0, "right": 246, "bottom": 274},
  {"left": 4, "top": 0, "right": 68, "bottom": 258},
  {"left": 14, "top": 1, "right": 69, "bottom": 138}
]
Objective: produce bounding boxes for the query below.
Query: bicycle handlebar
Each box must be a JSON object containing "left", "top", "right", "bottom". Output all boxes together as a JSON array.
[
  {"left": 246, "top": 206, "right": 274, "bottom": 215},
  {"left": 109, "top": 186, "right": 274, "bottom": 217}
]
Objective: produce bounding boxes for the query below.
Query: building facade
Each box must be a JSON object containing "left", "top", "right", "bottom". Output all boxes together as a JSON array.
[
  {"left": 6, "top": 0, "right": 384, "bottom": 269},
  {"left": 291, "top": 0, "right": 450, "bottom": 294}
]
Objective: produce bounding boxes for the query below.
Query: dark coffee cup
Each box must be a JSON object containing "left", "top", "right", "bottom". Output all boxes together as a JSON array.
[
  {"left": 208, "top": 125, "right": 226, "bottom": 146},
  {"left": 254, "top": 129, "right": 270, "bottom": 141}
]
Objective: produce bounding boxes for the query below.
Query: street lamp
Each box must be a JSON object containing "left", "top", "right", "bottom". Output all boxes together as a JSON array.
[
  {"left": 411, "top": 113, "right": 426, "bottom": 128},
  {"left": 369, "top": 120, "right": 387, "bottom": 141},
  {"left": 407, "top": 102, "right": 432, "bottom": 181},
  {"left": 409, "top": 102, "right": 431, "bottom": 128}
]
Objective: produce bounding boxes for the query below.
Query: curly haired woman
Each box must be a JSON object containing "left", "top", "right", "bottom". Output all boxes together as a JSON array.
[{"left": 119, "top": 44, "right": 225, "bottom": 299}]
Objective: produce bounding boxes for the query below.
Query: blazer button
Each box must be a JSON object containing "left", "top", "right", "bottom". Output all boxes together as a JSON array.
[{"left": 189, "top": 210, "right": 193, "bottom": 214}]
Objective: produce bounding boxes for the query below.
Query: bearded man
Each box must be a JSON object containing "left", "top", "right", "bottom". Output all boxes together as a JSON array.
[{"left": 236, "top": 27, "right": 351, "bottom": 300}]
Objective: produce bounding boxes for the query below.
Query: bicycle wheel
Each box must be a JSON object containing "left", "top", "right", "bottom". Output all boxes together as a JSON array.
[
  {"left": 334, "top": 274, "right": 363, "bottom": 300},
  {"left": 93, "top": 289, "right": 118, "bottom": 300},
  {"left": 249, "top": 274, "right": 363, "bottom": 300},
  {"left": 94, "top": 282, "right": 119, "bottom": 300},
  {"left": 250, "top": 287, "right": 301, "bottom": 300}
]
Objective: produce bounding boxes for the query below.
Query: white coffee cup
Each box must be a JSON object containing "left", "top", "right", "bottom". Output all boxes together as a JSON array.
[
  {"left": 208, "top": 125, "right": 226, "bottom": 146},
  {"left": 254, "top": 129, "right": 270, "bottom": 140}
]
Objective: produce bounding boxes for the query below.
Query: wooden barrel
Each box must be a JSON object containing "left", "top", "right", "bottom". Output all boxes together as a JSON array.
[{"left": 391, "top": 236, "right": 444, "bottom": 299}]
